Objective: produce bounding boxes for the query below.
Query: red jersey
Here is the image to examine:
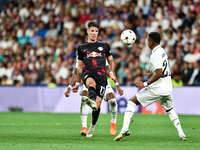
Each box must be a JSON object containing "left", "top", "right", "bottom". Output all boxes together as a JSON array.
[{"left": 78, "top": 41, "right": 112, "bottom": 78}]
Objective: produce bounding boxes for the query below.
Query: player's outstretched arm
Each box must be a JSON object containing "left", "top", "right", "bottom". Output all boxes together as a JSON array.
[
  {"left": 65, "top": 68, "right": 78, "bottom": 97},
  {"left": 107, "top": 55, "right": 116, "bottom": 82},
  {"left": 116, "top": 83, "right": 123, "bottom": 96},
  {"left": 134, "top": 69, "right": 163, "bottom": 88},
  {"left": 72, "top": 60, "right": 83, "bottom": 93},
  {"left": 112, "top": 74, "right": 123, "bottom": 96}
]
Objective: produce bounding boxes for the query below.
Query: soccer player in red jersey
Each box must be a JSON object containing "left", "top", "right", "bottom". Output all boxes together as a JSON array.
[{"left": 72, "top": 21, "right": 116, "bottom": 137}]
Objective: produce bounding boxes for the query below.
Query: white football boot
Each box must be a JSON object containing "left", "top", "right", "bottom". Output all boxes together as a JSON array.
[
  {"left": 114, "top": 129, "right": 131, "bottom": 141},
  {"left": 86, "top": 123, "right": 96, "bottom": 137}
]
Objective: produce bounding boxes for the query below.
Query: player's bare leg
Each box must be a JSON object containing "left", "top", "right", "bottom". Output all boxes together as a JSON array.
[
  {"left": 80, "top": 90, "right": 89, "bottom": 136},
  {"left": 166, "top": 108, "right": 187, "bottom": 140},
  {"left": 114, "top": 95, "right": 139, "bottom": 141},
  {"left": 107, "top": 93, "right": 118, "bottom": 136}
]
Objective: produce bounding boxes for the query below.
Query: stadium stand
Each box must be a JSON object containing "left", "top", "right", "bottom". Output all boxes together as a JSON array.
[{"left": 0, "top": 0, "right": 199, "bottom": 86}]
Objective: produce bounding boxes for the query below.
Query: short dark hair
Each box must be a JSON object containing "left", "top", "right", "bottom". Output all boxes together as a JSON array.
[
  {"left": 88, "top": 21, "right": 100, "bottom": 29},
  {"left": 148, "top": 32, "right": 161, "bottom": 44}
]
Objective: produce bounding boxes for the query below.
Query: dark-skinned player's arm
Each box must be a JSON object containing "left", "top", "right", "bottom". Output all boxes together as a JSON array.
[
  {"left": 106, "top": 66, "right": 123, "bottom": 96},
  {"left": 64, "top": 68, "right": 78, "bottom": 97},
  {"left": 134, "top": 69, "right": 163, "bottom": 88},
  {"left": 72, "top": 60, "right": 83, "bottom": 93},
  {"left": 114, "top": 79, "right": 124, "bottom": 96},
  {"left": 107, "top": 55, "right": 116, "bottom": 82}
]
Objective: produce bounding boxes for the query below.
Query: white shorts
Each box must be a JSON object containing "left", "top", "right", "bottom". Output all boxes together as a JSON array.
[
  {"left": 103, "top": 84, "right": 115, "bottom": 101},
  {"left": 80, "top": 84, "right": 88, "bottom": 96},
  {"left": 80, "top": 84, "right": 114, "bottom": 101},
  {"left": 136, "top": 87, "right": 173, "bottom": 111}
]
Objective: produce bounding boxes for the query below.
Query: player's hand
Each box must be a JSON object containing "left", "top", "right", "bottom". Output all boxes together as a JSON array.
[
  {"left": 109, "top": 72, "right": 116, "bottom": 82},
  {"left": 65, "top": 87, "right": 71, "bottom": 97},
  {"left": 134, "top": 81, "right": 145, "bottom": 88},
  {"left": 116, "top": 86, "right": 123, "bottom": 96},
  {"left": 72, "top": 85, "right": 79, "bottom": 93},
  {"left": 146, "top": 73, "right": 152, "bottom": 79}
]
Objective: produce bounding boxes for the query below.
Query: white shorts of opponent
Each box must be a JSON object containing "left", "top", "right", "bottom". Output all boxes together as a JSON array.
[
  {"left": 80, "top": 84, "right": 115, "bottom": 102},
  {"left": 136, "top": 86, "right": 174, "bottom": 111}
]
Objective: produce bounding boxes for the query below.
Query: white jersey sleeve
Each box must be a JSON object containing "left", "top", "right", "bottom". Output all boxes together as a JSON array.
[
  {"left": 149, "top": 45, "right": 172, "bottom": 95},
  {"left": 150, "top": 54, "right": 163, "bottom": 72}
]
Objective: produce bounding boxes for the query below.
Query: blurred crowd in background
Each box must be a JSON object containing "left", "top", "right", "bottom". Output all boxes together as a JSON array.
[{"left": 0, "top": 0, "right": 200, "bottom": 87}]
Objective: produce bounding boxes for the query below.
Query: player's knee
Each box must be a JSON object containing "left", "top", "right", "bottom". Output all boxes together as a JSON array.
[
  {"left": 129, "top": 96, "right": 140, "bottom": 105},
  {"left": 87, "top": 81, "right": 96, "bottom": 88},
  {"left": 106, "top": 93, "right": 115, "bottom": 100},
  {"left": 81, "top": 90, "right": 88, "bottom": 97},
  {"left": 88, "top": 84, "right": 96, "bottom": 88}
]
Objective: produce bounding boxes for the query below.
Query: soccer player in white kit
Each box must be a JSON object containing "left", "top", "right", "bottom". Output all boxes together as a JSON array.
[
  {"left": 114, "top": 32, "right": 187, "bottom": 141},
  {"left": 65, "top": 56, "right": 123, "bottom": 137}
]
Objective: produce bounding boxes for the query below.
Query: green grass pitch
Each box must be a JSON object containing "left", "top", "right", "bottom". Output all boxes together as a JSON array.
[{"left": 0, "top": 112, "right": 200, "bottom": 150}]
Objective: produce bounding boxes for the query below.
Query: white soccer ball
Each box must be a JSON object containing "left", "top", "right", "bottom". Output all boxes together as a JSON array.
[{"left": 120, "top": 29, "right": 136, "bottom": 45}]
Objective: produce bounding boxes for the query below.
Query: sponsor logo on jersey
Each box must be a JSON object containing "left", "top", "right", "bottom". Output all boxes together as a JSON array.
[
  {"left": 83, "top": 48, "right": 88, "bottom": 52},
  {"left": 87, "top": 52, "right": 102, "bottom": 58},
  {"left": 84, "top": 75, "right": 88, "bottom": 79},
  {"left": 98, "top": 47, "right": 103, "bottom": 51}
]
